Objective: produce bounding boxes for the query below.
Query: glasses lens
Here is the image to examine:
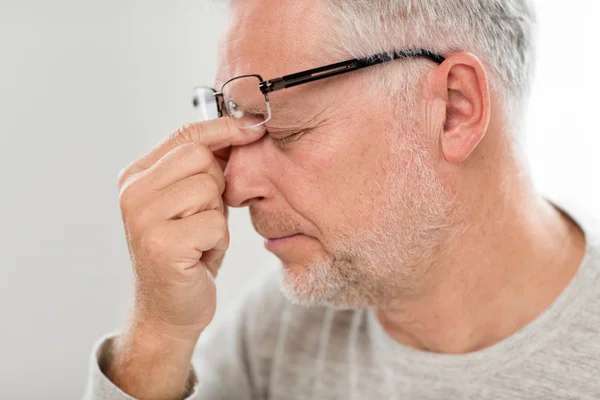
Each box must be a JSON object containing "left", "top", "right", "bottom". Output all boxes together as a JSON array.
[
  {"left": 192, "top": 87, "right": 219, "bottom": 122},
  {"left": 221, "top": 75, "right": 272, "bottom": 129}
]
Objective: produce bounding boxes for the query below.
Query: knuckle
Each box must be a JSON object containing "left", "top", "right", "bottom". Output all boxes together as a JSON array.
[
  {"left": 118, "top": 166, "right": 146, "bottom": 212},
  {"left": 221, "top": 224, "right": 231, "bottom": 248},
  {"left": 208, "top": 209, "right": 228, "bottom": 232},
  {"left": 191, "top": 144, "right": 213, "bottom": 166},
  {"left": 217, "top": 198, "right": 225, "bottom": 214},
  {"left": 188, "top": 174, "right": 219, "bottom": 202},
  {"left": 118, "top": 183, "right": 135, "bottom": 211},
  {"left": 117, "top": 166, "right": 129, "bottom": 186},
  {"left": 117, "top": 161, "right": 138, "bottom": 189},
  {"left": 172, "top": 123, "right": 194, "bottom": 144},
  {"left": 199, "top": 174, "right": 220, "bottom": 196},
  {"left": 178, "top": 142, "right": 213, "bottom": 172},
  {"left": 177, "top": 121, "right": 207, "bottom": 145},
  {"left": 212, "top": 213, "right": 230, "bottom": 250},
  {"left": 184, "top": 176, "right": 220, "bottom": 214}
]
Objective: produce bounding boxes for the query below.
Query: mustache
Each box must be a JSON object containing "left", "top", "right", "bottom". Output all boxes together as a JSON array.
[{"left": 249, "top": 206, "right": 306, "bottom": 238}]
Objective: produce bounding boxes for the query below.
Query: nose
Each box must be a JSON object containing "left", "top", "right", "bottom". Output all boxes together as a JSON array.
[{"left": 223, "top": 139, "right": 271, "bottom": 208}]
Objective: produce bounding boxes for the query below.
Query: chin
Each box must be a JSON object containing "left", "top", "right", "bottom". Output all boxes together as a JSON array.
[
  {"left": 278, "top": 261, "right": 314, "bottom": 292},
  {"left": 277, "top": 258, "right": 361, "bottom": 309},
  {"left": 279, "top": 260, "right": 306, "bottom": 274}
]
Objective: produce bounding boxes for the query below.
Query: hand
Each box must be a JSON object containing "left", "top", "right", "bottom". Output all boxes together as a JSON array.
[{"left": 117, "top": 117, "right": 266, "bottom": 340}]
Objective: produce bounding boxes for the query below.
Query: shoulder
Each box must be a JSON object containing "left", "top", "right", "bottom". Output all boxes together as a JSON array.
[{"left": 551, "top": 197, "right": 600, "bottom": 248}]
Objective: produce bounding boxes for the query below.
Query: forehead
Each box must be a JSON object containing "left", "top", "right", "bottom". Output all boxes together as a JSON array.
[{"left": 215, "top": 0, "right": 333, "bottom": 88}]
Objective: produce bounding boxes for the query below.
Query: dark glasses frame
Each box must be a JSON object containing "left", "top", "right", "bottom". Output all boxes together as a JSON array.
[{"left": 194, "top": 49, "right": 445, "bottom": 122}]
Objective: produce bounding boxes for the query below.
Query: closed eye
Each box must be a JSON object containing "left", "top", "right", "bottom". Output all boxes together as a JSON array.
[{"left": 268, "top": 130, "right": 305, "bottom": 146}]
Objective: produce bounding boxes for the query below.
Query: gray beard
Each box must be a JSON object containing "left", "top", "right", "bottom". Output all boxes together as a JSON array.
[{"left": 278, "top": 136, "right": 466, "bottom": 309}]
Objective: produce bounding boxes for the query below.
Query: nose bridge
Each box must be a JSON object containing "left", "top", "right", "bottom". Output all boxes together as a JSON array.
[{"left": 223, "top": 138, "right": 271, "bottom": 207}]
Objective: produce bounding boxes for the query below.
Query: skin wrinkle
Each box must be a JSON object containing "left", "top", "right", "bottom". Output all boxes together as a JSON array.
[
  {"left": 218, "top": 0, "right": 585, "bottom": 355},
  {"left": 266, "top": 105, "right": 333, "bottom": 140},
  {"left": 268, "top": 79, "right": 350, "bottom": 131},
  {"left": 267, "top": 97, "right": 464, "bottom": 307}
]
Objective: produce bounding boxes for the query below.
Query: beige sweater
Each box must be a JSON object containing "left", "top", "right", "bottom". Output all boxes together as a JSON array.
[{"left": 84, "top": 205, "right": 600, "bottom": 399}]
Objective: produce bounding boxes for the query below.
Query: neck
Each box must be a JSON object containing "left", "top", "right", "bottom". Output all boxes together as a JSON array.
[{"left": 376, "top": 163, "right": 586, "bottom": 354}]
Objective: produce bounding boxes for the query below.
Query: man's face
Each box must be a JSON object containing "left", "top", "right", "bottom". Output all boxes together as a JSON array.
[{"left": 217, "top": 0, "right": 463, "bottom": 308}]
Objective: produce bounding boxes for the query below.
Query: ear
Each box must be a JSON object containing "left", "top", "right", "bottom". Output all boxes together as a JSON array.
[{"left": 425, "top": 53, "right": 491, "bottom": 164}]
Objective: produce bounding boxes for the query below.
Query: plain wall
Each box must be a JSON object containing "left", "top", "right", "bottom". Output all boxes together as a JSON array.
[{"left": 0, "top": 1, "right": 598, "bottom": 398}]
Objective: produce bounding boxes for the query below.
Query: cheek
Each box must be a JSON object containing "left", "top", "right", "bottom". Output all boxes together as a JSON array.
[
  {"left": 268, "top": 135, "right": 393, "bottom": 240},
  {"left": 263, "top": 150, "right": 348, "bottom": 242}
]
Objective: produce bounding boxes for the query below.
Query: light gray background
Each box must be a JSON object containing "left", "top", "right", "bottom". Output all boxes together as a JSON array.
[{"left": 0, "top": 1, "right": 598, "bottom": 398}]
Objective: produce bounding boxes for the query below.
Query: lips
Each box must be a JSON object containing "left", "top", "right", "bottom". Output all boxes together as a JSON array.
[
  {"left": 264, "top": 234, "right": 303, "bottom": 254},
  {"left": 255, "top": 227, "right": 300, "bottom": 241},
  {"left": 264, "top": 233, "right": 299, "bottom": 241}
]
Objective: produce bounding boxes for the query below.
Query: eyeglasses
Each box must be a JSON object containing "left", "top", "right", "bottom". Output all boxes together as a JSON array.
[{"left": 192, "top": 49, "right": 445, "bottom": 129}]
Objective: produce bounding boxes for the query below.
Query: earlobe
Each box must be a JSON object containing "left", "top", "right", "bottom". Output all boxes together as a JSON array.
[{"left": 427, "top": 53, "right": 491, "bottom": 164}]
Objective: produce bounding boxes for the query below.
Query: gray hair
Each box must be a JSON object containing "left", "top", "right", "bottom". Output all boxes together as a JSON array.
[{"left": 322, "top": 0, "right": 537, "bottom": 135}]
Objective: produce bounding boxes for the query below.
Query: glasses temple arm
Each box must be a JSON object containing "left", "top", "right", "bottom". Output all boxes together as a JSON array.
[{"left": 259, "top": 49, "right": 445, "bottom": 94}]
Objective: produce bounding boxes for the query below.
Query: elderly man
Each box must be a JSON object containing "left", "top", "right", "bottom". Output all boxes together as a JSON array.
[{"left": 85, "top": 0, "right": 600, "bottom": 399}]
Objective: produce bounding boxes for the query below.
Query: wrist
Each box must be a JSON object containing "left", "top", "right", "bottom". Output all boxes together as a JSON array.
[
  {"left": 103, "top": 320, "right": 199, "bottom": 400},
  {"left": 120, "top": 316, "right": 200, "bottom": 356}
]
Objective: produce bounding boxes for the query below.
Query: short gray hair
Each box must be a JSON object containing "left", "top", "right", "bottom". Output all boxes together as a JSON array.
[{"left": 322, "top": 0, "right": 537, "bottom": 134}]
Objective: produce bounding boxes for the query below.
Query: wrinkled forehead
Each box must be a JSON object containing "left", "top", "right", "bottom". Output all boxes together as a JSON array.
[{"left": 215, "top": 0, "right": 333, "bottom": 88}]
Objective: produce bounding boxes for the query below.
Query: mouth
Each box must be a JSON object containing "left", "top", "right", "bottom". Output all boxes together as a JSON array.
[{"left": 263, "top": 234, "right": 302, "bottom": 252}]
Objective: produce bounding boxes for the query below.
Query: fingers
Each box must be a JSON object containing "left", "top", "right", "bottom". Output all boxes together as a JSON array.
[
  {"left": 140, "top": 143, "right": 226, "bottom": 195},
  {"left": 147, "top": 210, "right": 230, "bottom": 267},
  {"left": 116, "top": 116, "right": 260, "bottom": 339},
  {"left": 140, "top": 173, "right": 224, "bottom": 222},
  {"left": 199, "top": 249, "right": 225, "bottom": 277},
  {"left": 119, "top": 117, "right": 266, "bottom": 185}
]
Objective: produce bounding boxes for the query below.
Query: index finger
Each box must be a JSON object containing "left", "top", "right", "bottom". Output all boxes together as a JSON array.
[{"left": 120, "top": 116, "right": 266, "bottom": 183}]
